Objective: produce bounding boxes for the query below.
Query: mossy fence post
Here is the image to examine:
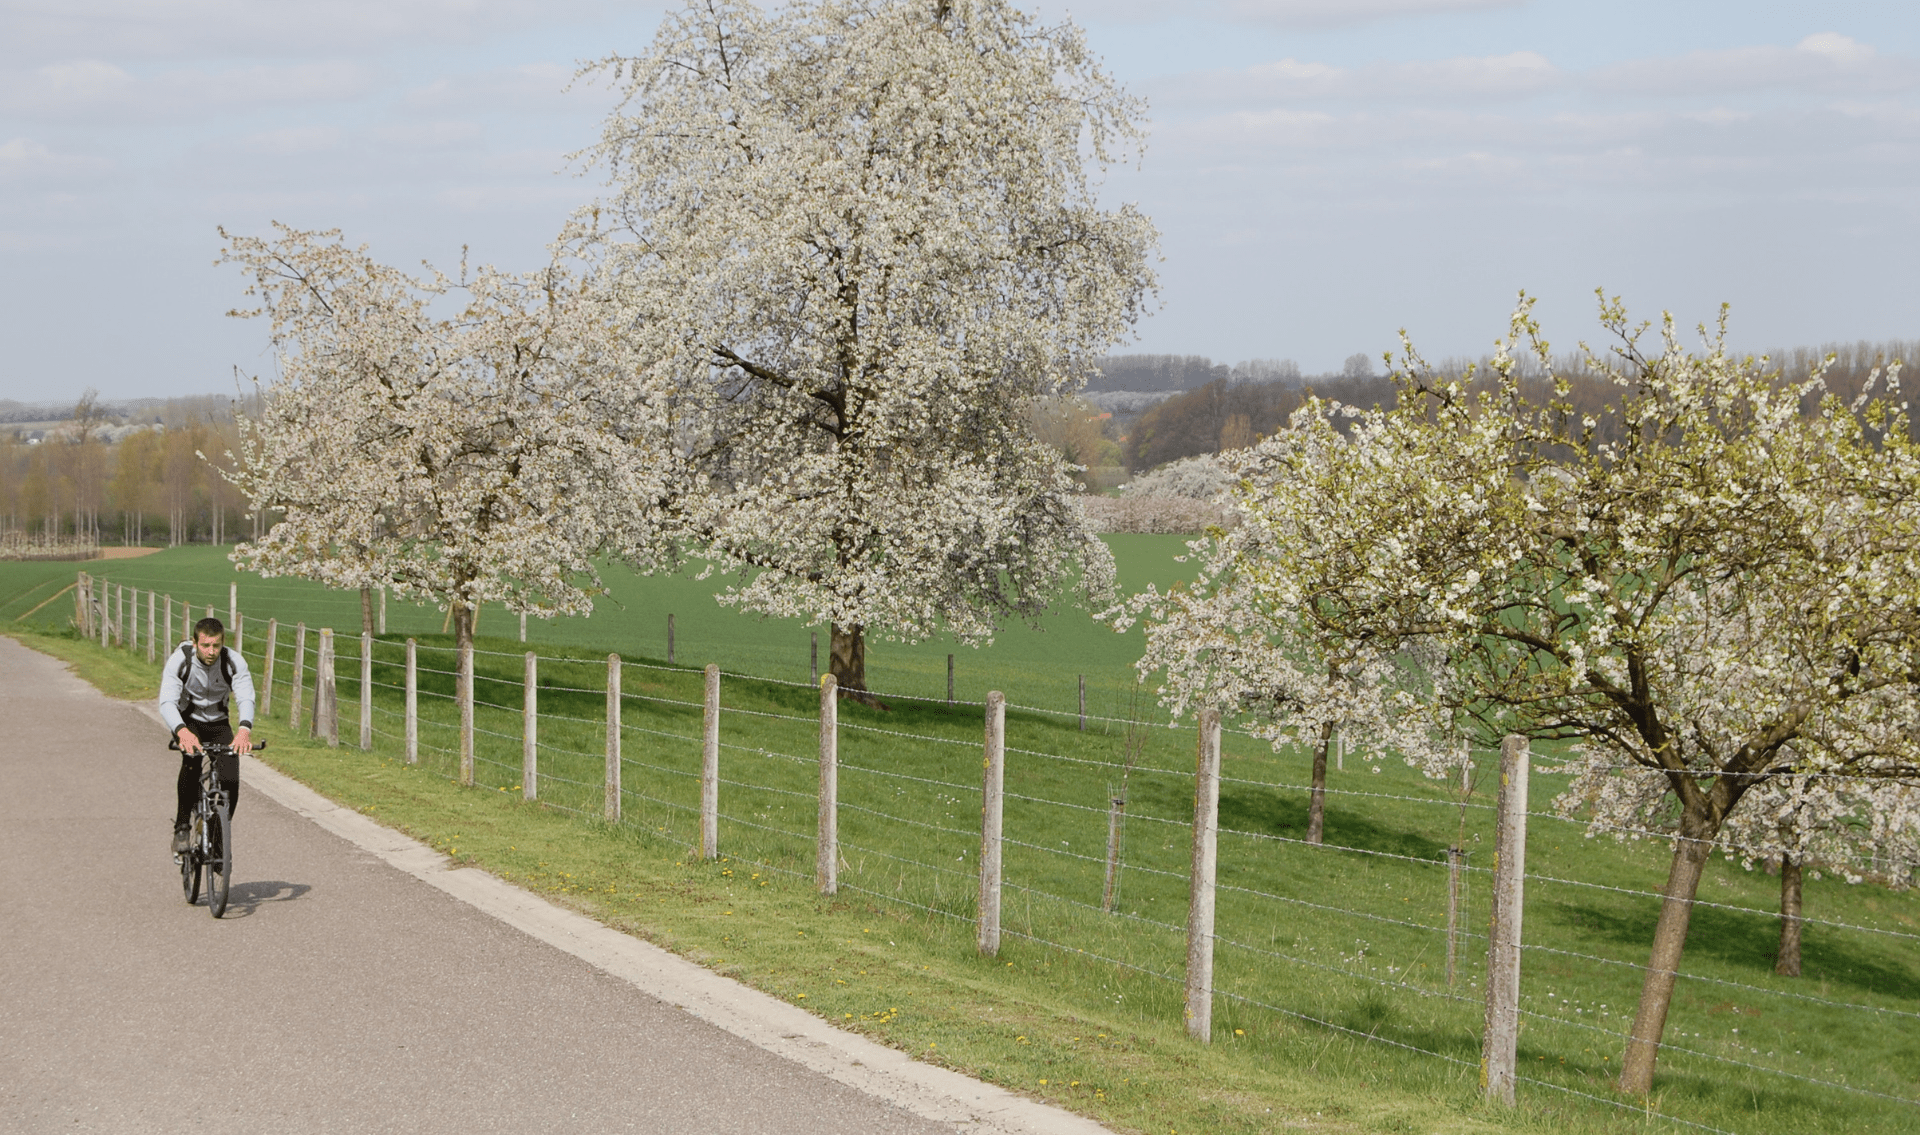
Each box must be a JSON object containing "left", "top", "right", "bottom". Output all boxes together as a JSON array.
[
  {"left": 700, "top": 663, "right": 719, "bottom": 859},
  {"left": 817, "top": 673, "right": 839, "bottom": 895},
  {"left": 404, "top": 638, "right": 418, "bottom": 765},
  {"left": 605, "top": 653, "right": 621, "bottom": 822},
  {"left": 1185, "top": 707, "right": 1221, "bottom": 1042},
  {"left": 1481, "top": 733, "right": 1530, "bottom": 1104},
  {"left": 523, "top": 651, "right": 538, "bottom": 801},
  {"left": 978, "top": 689, "right": 1005, "bottom": 957}
]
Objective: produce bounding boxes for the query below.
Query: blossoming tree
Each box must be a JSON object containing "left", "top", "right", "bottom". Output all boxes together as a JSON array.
[
  {"left": 573, "top": 0, "right": 1157, "bottom": 694},
  {"left": 221, "top": 224, "right": 679, "bottom": 658},
  {"left": 1140, "top": 293, "right": 1920, "bottom": 1094}
]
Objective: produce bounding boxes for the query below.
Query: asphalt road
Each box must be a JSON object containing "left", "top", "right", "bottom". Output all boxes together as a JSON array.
[{"left": 0, "top": 637, "right": 956, "bottom": 1134}]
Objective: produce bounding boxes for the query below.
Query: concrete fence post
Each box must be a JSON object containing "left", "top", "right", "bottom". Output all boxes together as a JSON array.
[
  {"left": 817, "top": 674, "right": 839, "bottom": 895},
  {"left": 978, "top": 690, "right": 1006, "bottom": 957},
  {"left": 458, "top": 638, "right": 474, "bottom": 787},
  {"left": 228, "top": 582, "right": 236, "bottom": 631},
  {"left": 1481, "top": 733, "right": 1530, "bottom": 1104},
  {"left": 1185, "top": 708, "right": 1223, "bottom": 1042},
  {"left": 519, "top": 611, "right": 527, "bottom": 643},
  {"left": 378, "top": 586, "right": 386, "bottom": 635},
  {"left": 810, "top": 632, "right": 818, "bottom": 685},
  {"left": 605, "top": 654, "right": 622, "bottom": 822},
  {"left": 523, "top": 651, "right": 538, "bottom": 801},
  {"left": 290, "top": 623, "right": 307, "bottom": 728},
  {"left": 261, "top": 619, "right": 278, "bottom": 716},
  {"left": 404, "top": 638, "right": 418, "bottom": 765},
  {"left": 360, "top": 631, "right": 374, "bottom": 750},
  {"left": 700, "top": 663, "right": 719, "bottom": 859}
]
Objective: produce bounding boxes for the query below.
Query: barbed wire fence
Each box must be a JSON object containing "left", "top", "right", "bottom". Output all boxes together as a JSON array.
[{"left": 68, "top": 570, "right": 1920, "bottom": 1134}]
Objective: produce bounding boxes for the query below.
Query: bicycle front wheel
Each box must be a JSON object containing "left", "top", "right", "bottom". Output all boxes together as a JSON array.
[
  {"left": 179, "top": 828, "right": 202, "bottom": 905},
  {"left": 207, "top": 804, "right": 231, "bottom": 919}
]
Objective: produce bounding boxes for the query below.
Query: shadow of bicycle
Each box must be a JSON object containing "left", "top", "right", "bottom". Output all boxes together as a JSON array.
[{"left": 213, "top": 880, "right": 312, "bottom": 918}]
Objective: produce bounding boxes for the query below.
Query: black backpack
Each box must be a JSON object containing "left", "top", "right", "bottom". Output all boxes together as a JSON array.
[{"left": 176, "top": 642, "right": 237, "bottom": 724}]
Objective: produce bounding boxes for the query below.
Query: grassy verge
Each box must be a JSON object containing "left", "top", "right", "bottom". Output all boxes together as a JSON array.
[{"left": 20, "top": 584, "right": 1920, "bottom": 1135}]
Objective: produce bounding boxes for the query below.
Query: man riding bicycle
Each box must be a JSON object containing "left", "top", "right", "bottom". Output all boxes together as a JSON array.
[{"left": 159, "top": 617, "right": 256, "bottom": 854}]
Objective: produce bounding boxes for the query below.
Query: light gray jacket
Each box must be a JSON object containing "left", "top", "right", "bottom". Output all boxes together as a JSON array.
[{"left": 158, "top": 642, "right": 257, "bottom": 735}]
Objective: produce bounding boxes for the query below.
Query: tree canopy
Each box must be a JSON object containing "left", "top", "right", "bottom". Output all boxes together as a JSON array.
[{"left": 573, "top": 0, "right": 1158, "bottom": 692}]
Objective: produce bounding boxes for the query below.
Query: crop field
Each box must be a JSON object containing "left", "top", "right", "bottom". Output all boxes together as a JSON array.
[{"left": 17, "top": 544, "right": 1920, "bottom": 1135}]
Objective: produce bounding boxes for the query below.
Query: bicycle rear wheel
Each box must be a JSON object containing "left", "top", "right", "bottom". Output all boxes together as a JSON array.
[{"left": 207, "top": 804, "right": 231, "bottom": 918}]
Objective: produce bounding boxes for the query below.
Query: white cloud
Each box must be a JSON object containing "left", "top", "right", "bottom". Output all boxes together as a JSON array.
[
  {"left": 374, "top": 120, "right": 484, "bottom": 148},
  {"left": 1046, "top": 0, "right": 1522, "bottom": 30},
  {"left": 402, "top": 62, "right": 609, "bottom": 114},
  {"left": 1592, "top": 34, "right": 1919, "bottom": 97},
  {"left": 1157, "top": 50, "right": 1556, "bottom": 106},
  {"left": 0, "top": 0, "right": 629, "bottom": 64},
  {"left": 0, "top": 59, "right": 376, "bottom": 122},
  {"left": 238, "top": 125, "right": 344, "bottom": 155},
  {"left": 0, "top": 134, "right": 114, "bottom": 182}
]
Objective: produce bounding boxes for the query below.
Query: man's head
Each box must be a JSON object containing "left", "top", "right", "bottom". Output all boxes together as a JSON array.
[{"left": 192, "top": 617, "right": 225, "bottom": 665}]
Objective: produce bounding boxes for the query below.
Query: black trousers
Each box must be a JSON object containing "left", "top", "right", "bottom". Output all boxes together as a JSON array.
[{"left": 174, "top": 718, "right": 239, "bottom": 829}]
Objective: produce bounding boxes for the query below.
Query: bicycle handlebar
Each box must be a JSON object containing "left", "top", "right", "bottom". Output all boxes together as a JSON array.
[{"left": 168, "top": 739, "right": 267, "bottom": 753}]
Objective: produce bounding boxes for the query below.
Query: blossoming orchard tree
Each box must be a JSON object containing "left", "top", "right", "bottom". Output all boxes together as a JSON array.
[
  {"left": 221, "top": 225, "right": 679, "bottom": 658},
  {"left": 573, "top": 0, "right": 1157, "bottom": 694},
  {"left": 1142, "top": 293, "right": 1920, "bottom": 1095}
]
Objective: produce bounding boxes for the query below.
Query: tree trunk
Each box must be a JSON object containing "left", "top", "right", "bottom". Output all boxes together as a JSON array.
[
  {"left": 829, "top": 624, "right": 873, "bottom": 701},
  {"left": 1618, "top": 824, "right": 1715, "bottom": 1094},
  {"left": 1306, "top": 720, "right": 1332, "bottom": 845},
  {"left": 1775, "top": 856, "right": 1803, "bottom": 977},
  {"left": 361, "top": 585, "right": 375, "bottom": 637}
]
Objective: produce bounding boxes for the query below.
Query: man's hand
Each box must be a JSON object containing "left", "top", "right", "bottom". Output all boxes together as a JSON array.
[
  {"left": 233, "top": 726, "right": 252, "bottom": 756},
  {"left": 177, "top": 727, "right": 202, "bottom": 756}
]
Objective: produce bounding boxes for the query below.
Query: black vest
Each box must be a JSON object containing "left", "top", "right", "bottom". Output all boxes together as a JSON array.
[{"left": 175, "top": 643, "right": 237, "bottom": 724}]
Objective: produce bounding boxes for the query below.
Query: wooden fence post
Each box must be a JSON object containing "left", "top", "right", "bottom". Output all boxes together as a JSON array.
[
  {"left": 947, "top": 654, "right": 955, "bottom": 706},
  {"left": 605, "top": 654, "right": 622, "bottom": 822},
  {"left": 700, "top": 663, "right": 719, "bottom": 859},
  {"left": 234, "top": 608, "right": 242, "bottom": 655},
  {"left": 1446, "top": 845, "right": 1464, "bottom": 987},
  {"left": 818, "top": 674, "right": 839, "bottom": 896},
  {"left": 261, "top": 619, "right": 278, "bottom": 716},
  {"left": 183, "top": 602, "right": 191, "bottom": 645},
  {"left": 404, "top": 638, "right": 418, "bottom": 765},
  {"left": 290, "top": 623, "right": 307, "bottom": 728},
  {"left": 1481, "top": 733, "right": 1530, "bottom": 1104},
  {"left": 1186, "top": 708, "right": 1222, "bottom": 1042},
  {"left": 317, "top": 628, "right": 339, "bottom": 748},
  {"left": 147, "top": 590, "right": 156, "bottom": 663},
  {"left": 523, "top": 651, "right": 538, "bottom": 801},
  {"left": 360, "top": 631, "right": 374, "bottom": 750},
  {"left": 669, "top": 615, "right": 677, "bottom": 666},
  {"left": 1079, "top": 674, "right": 1087, "bottom": 731},
  {"left": 459, "top": 638, "right": 474, "bottom": 787},
  {"left": 118, "top": 584, "right": 126, "bottom": 649},
  {"left": 99, "top": 579, "right": 109, "bottom": 648},
  {"left": 228, "top": 582, "right": 236, "bottom": 631},
  {"left": 378, "top": 586, "right": 386, "bottom": 635},
  {"left": 161, "top": 595, "right": 170, "bottom": 647},
  {"left": 978, "top": 690, "right": 1005, "bottom": 956},
  {"left": 810, "top": 632, "right": 818, "bottom": 685},
  {"left": 73, "top": 573, "right": 85, "bottom": 637}
]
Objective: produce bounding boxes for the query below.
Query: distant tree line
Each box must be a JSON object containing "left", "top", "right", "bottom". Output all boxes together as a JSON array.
[
  {"left": 0, "top": 391, "right": 257, "bottom": 546},
  {"left": 1110, "top": 339, "right": 1917, "bottom": 472}
]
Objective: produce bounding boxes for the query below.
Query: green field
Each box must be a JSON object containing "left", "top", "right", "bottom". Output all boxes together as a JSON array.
[{"left": 21, "top": 544, "right": 1920, "bottom": 1135}]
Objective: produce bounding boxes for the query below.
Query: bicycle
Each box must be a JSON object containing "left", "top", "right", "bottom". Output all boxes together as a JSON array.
[{"left": 171, "top": 738, "right": 263, "bottom": 918}]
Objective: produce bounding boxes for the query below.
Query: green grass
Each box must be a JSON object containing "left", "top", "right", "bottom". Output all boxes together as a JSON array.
[{"left": 23, "top": 547, "right": 1920, "bottom": 1135}]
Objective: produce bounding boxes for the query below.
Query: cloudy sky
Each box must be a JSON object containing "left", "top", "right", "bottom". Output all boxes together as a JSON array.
[{"left": 2, "top": 0, "right": 1915, "bottom": 401}]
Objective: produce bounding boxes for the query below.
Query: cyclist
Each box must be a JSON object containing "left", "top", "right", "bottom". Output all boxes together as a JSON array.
[{"left": 159, "top": 616, "right": 256, "bottom": 854}]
